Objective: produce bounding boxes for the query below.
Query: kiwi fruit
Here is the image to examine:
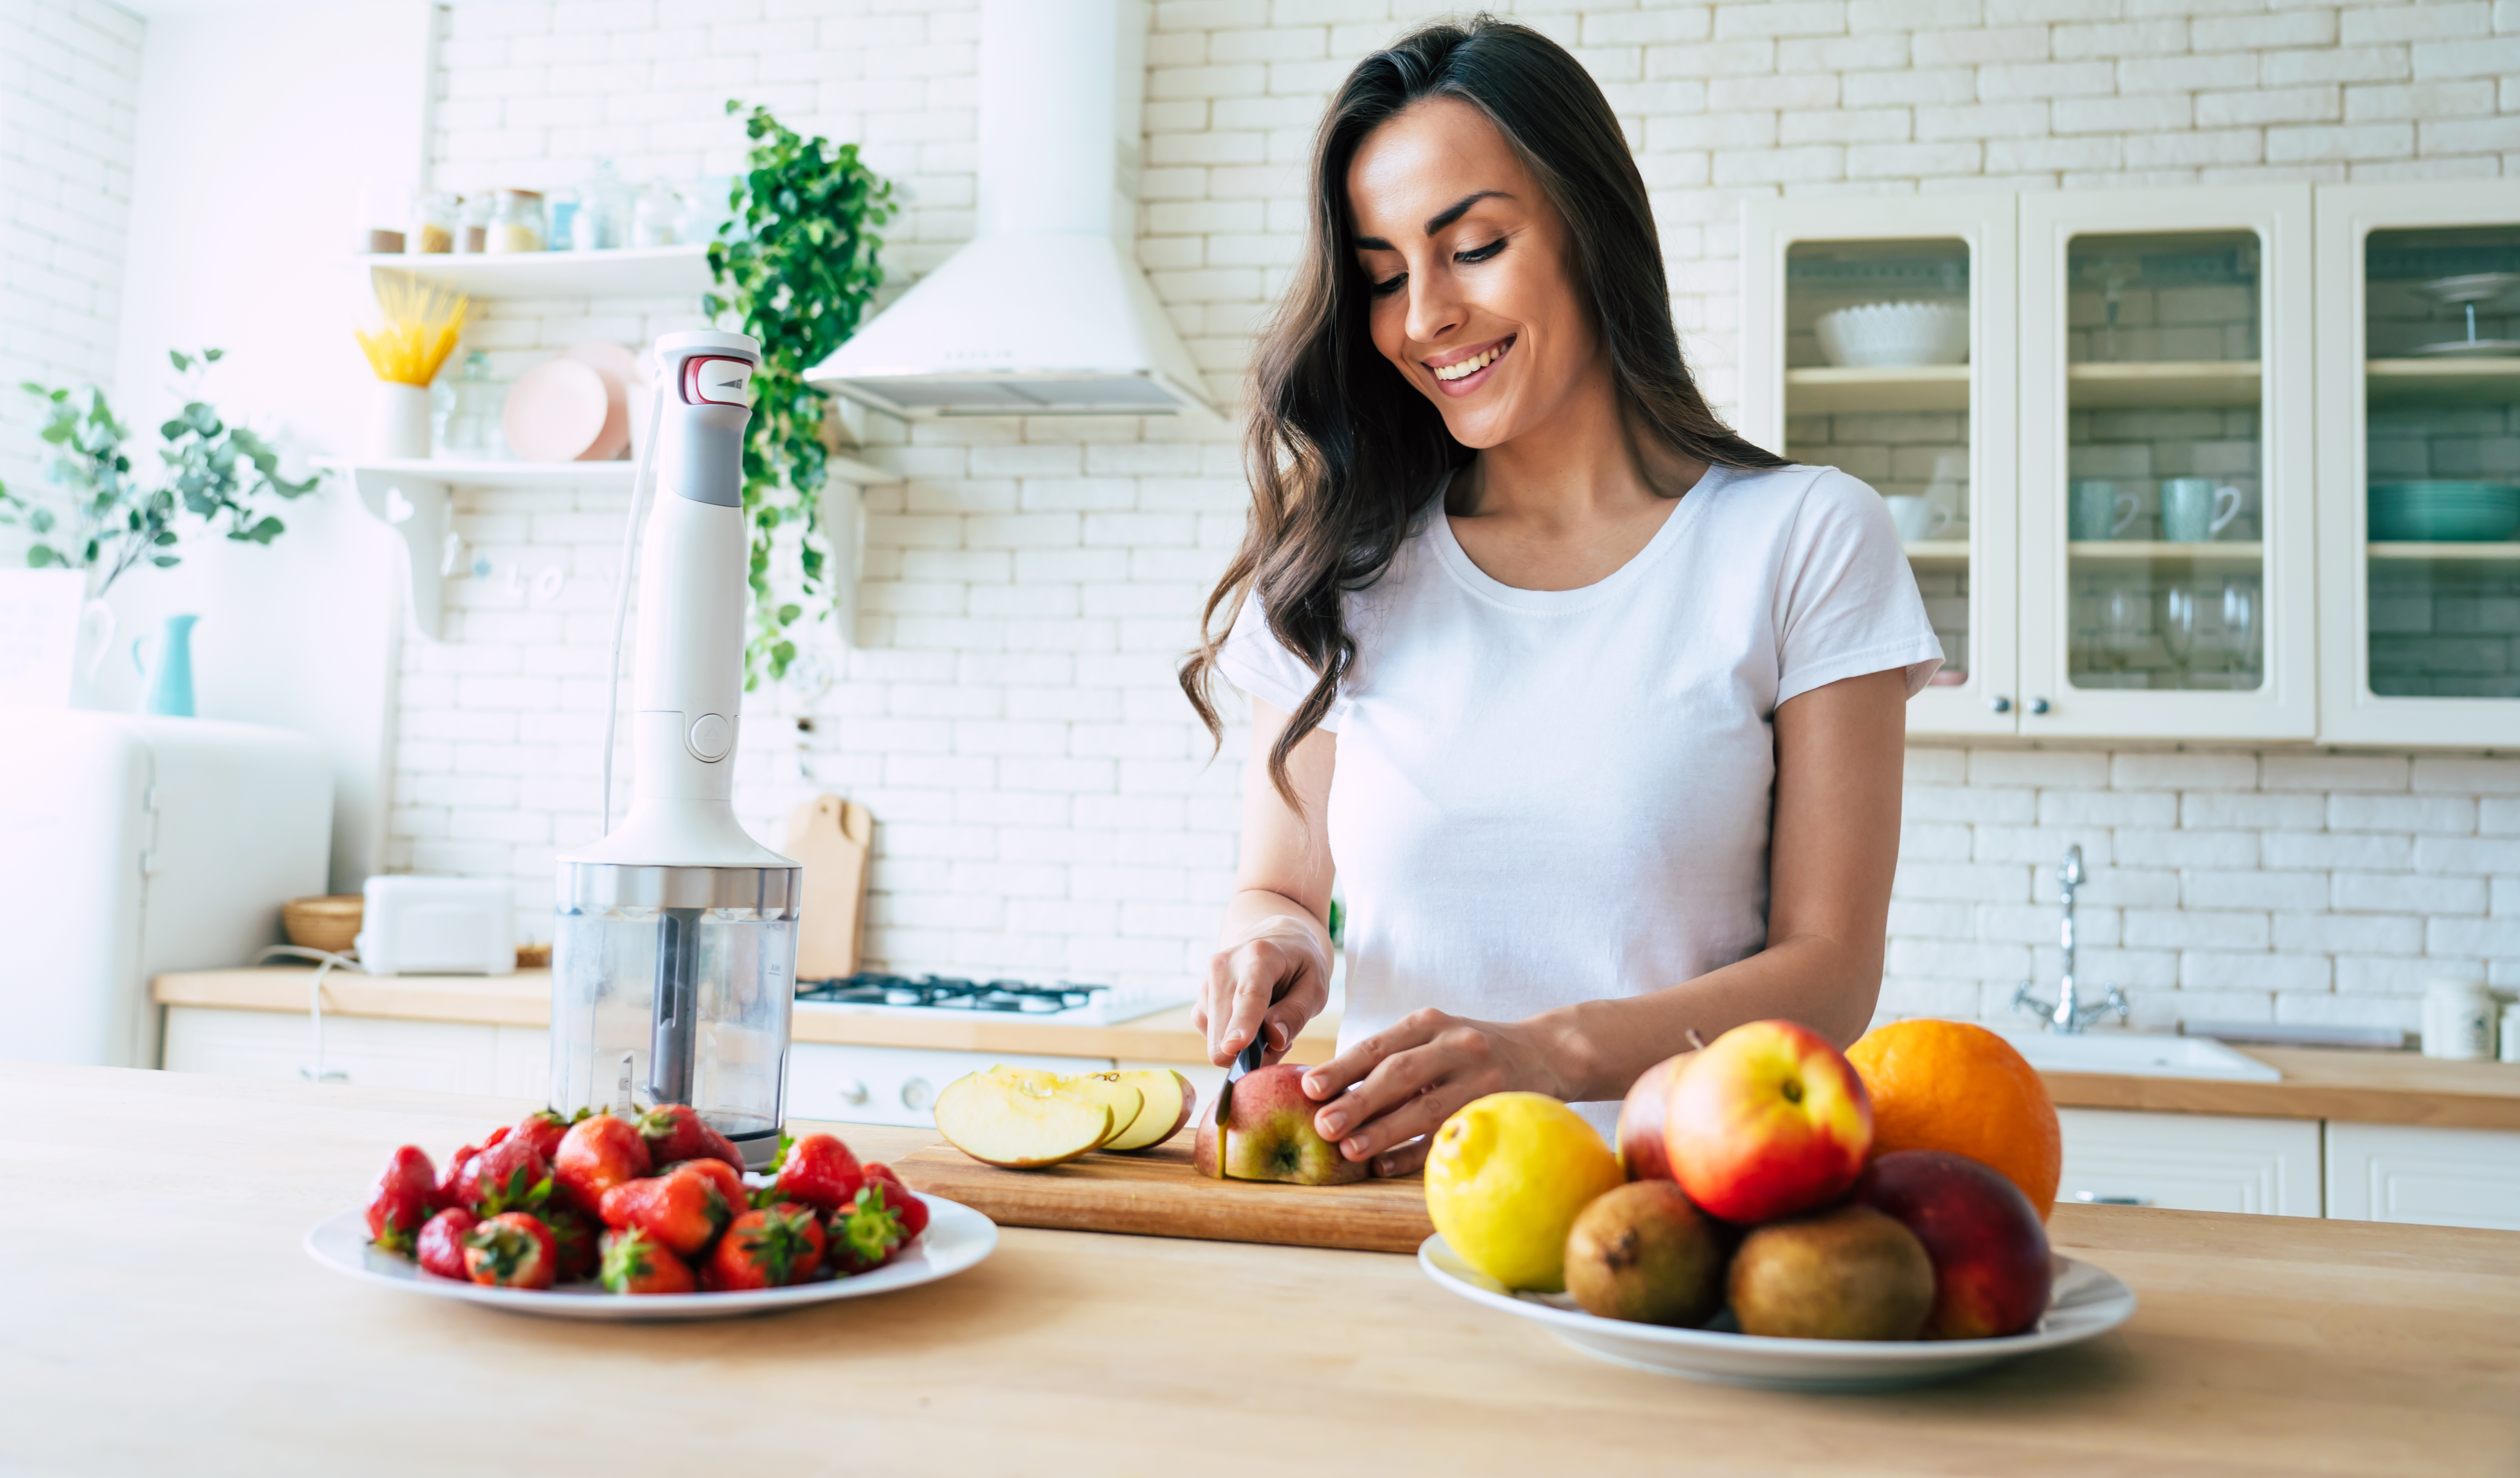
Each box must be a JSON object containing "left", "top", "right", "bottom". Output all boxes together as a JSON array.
[
  {"left": 1563, "top": 1180, "right": 1727, "bottom": 1327},
  {"left": 1727, "top": 1204, "right": 1935, "bottom": 1341}
]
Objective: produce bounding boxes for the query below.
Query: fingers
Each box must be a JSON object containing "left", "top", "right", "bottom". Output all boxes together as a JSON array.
[
  {"left": 1370, "top": 1135, "right": 1429, "bottom": 1179},
  {"left": 1298, "top": 1008, "right": 1447, "bottom": 1104},
  {"left": 1203, "top": 938, "right": 1327, "bottom": 1066}
]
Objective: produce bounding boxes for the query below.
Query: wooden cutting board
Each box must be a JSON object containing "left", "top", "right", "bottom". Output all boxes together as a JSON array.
[
  {"left": 783, "top": 793, "right": 872, "bottom": 979},
  {"left": 891, "top": 1139, "right": 1433, "bottom": 1255}
]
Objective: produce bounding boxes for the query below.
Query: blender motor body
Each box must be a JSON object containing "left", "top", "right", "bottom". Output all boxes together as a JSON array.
[{"left": 550, "top": 330, "right": 800, "bottom": 1168}]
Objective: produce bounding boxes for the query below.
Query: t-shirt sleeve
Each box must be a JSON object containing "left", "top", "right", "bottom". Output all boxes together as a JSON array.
[
  {"left": 1771, "top": 467, "right": 1945, "bottom": 706},
  {"left": 1217, "top": 595, "right": 1342, "bottom": 730}
]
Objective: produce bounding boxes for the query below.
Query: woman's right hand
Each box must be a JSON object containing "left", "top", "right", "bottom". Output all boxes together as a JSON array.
[{"left": 1193, "top": 916, "right": 1332, "bottom": 1068}]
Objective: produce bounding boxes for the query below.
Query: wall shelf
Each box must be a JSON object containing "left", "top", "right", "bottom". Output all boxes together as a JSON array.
[
  {"left": 2365, "top": 358, "right": 2520, "bottom": 407},
  {"left": 1902, "top": 539, "right": 1971, "bottom": 565},
  {"left": 2067, "top": 361, "right": 2263, "bottom": 409},
  {"left": 355, "top": 245, "right": 712, "bottom": 300},
  {"left": 2367, "top": 541, "right": 2520, "bottom": 561},
  {"left": 324, "top": 452, "right": 901, "bottom": 489},
  {"left": 2069, "top": 540, "right": 2265, "bottom": 566},
  {"left": 1785, "top": 364, "right": 1969, "bottom": 413}
]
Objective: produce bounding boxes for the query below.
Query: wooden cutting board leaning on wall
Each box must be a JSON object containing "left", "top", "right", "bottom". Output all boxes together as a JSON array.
[{"left": 783, "top": 794, "right": 871, "bottom": 980}]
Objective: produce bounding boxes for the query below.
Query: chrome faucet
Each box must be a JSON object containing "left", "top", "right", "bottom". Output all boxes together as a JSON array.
[{"left": 2012, "top": 845, "right": 2127, "bottom": 1034}]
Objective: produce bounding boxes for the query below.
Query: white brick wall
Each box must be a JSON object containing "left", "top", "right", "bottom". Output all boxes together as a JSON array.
[
  {"left": 391, "top": 0, "right": 2519, "bottom": 1024},
  {"left": 0, "top": 0, "right": 142, "bottom": 527}
]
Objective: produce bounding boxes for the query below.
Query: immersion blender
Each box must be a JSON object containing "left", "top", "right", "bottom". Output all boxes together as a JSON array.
[{"left": 547, "top": 330, "right": 802, "bottom": 1167}]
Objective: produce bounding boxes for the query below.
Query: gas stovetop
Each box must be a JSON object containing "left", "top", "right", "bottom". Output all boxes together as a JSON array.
[{"left": 794, "top": 972, "right": 1178, "bottom": 1026}]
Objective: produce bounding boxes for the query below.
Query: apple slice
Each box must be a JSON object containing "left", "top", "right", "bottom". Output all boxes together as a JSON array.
[
  {"left": 933, "top": 1073, "right": 1114, "bottom": 1170},
  {"left": 1054, "top": 1076, "right": 1144, "bottom": 1149},
  {"left": 1099, "top": 1069, "right": 1196, "bottom": 1152}
]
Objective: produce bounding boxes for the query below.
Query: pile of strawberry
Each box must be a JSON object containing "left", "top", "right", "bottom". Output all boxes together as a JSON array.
[{"left": 361, "top": 1105, "right": 929, "bottom": 1295}]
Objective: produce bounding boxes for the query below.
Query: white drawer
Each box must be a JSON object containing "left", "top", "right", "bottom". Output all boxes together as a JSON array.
[
  {"left": 2324, "top": 1122, "right": 2520, "bottom": 1231},
  {"left": 2056, "top": 1108, "right": 2324, "bottom": 1217},
  {"left": 787, "top": 1042, "right": 1116, "bottom": 1128},
  {"left": 162, "top": 1005, "right": 503, "bottom": 1095}
]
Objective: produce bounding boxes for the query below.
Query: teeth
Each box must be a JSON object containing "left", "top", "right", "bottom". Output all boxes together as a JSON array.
[{"left": 1431, "top": 342, "right": 1507, "bottom": 382}]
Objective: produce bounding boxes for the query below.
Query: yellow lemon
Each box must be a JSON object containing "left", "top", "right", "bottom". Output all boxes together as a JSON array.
[{"left": 1424, "top": 1092, "right": 1626, "bottom": 1293}]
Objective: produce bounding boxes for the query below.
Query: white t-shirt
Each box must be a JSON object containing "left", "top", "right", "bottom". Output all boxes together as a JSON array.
[{"left": 1217, "top": 462, "right": 1942, "bottom": 1132}]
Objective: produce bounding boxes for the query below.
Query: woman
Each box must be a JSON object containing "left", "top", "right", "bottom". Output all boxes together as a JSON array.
[{"left": 1179, "top": 18, "right": 1941, "bottom": 1176}]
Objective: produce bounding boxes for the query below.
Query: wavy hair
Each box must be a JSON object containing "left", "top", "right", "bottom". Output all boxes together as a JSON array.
[{"left": 1179, "top": 15, "right": 1785, "bottom": 806}]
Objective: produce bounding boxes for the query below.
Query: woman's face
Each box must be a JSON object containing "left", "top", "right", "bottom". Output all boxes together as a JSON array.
[{"left": 1346, "top": 97, "right": 1599, "bottom": 450}]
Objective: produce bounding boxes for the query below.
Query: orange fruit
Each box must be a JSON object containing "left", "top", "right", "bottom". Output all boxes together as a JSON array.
[{"left": 1845, "top": 1019, "right": 2061, "bottom": 1221}]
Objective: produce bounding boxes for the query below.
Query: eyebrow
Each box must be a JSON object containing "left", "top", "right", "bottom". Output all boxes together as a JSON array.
[{"left": 1353, "top": 190, "right": 1513, "bottom": 251}]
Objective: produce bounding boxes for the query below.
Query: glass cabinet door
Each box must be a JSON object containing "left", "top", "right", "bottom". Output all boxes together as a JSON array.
[
  {"left": 2019, "top": 186, "right": 2317, "bottom": 740},
  {"left": 2317, "top": 183, "right": 2520, "bottom": 746},
  {"left": 1742, "top": 197, "right": 2018, "bottom": 736}
]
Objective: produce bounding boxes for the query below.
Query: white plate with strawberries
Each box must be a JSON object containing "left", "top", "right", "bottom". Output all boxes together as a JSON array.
[
  {"left": 1419, "top": 1235, "right": 2136, "bottom": 1391},
  {"left": 306, "top": 1195, "right": 996, "bottom": 1322}
]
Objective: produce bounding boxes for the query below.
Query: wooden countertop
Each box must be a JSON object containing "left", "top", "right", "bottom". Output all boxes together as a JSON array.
[
  {"left": 6, "top": 1063, "right": 2515, "bottom": 1475},
  {"left": 154, "top": 966, "right": 2520, "bottom": 1128}
]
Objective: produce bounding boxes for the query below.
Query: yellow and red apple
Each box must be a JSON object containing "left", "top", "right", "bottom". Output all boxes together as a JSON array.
[
  {"left": 1192, "top": 1064, "right": 1367, "bottom": 1185},
  {"left": 1663, "top": 1019, "right": 1872, "bottom": 1224},
  {"left": 1854, "top": 1148, "right": 2052, "bottom": 1339},
  {"left": 1615, "top": 1053, "right": 1689, "bottom": 1181}
]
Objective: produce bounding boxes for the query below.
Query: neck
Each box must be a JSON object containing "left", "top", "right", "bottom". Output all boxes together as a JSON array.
[{"left": 1452, "top": 358, "right": 1701, "bottom": 528}]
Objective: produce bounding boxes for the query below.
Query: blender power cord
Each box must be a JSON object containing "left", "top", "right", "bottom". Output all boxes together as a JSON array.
[
  {"left": 253, "top": 944, "right": 364, "bottom": 1083},
  {"left": 599, "top": 376, "right": 669, "bottom": 835}
]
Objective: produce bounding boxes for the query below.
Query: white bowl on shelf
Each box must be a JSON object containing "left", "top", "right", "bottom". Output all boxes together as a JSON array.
[{"left": 1816, "top": 301, "right": 1970, "bottom": 369}]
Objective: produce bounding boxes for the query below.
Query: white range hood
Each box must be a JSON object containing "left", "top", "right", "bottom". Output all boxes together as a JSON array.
[{"left": 807, "top": 0, "right": 1216, "bottom": 419}]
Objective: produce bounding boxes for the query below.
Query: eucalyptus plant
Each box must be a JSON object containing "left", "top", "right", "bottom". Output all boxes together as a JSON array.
[
  {"left": 705, "top": 101, "right": 897, "bottom": 687},
  {"left": 1, "top": 348, "right": 317, "bottom": 595}
]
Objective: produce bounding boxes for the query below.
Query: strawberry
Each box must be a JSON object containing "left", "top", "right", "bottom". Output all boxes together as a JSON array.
[
  {"left": 433, "top": 1124, "right": 511, "bottom": 1210},
  {"left": 598, "top": 1164, "right": 734, "bottom": 1258},
  {"left": 452, "top": 1135, "right": 552, "bottom": 1216},
  {"left": 415, "top": 1207, "right": 478, "bottom": 1280},
  {"left": 772, "top": 1132, "right": 864, "bottom": 1215},
  {"left": 599, "top": 1227, "right": 696, "bottom": 1296},
  {"left": 664, "top": 1156, "right": 749, "bottom": 1228},
  {"left": 363, "top": 1145, "right": 438, "bottom": 1255},
  {"left": 540, "top": 1200, "right": 601, "bottom": 1282},
  {"left": 463, "top": 1212, "right": 557, "bottom": 1290},
  {"left": 861, "top": 1163, "right": 930, "bottom": 1241},
  {"left": 554, "top": 1113, "right": 652, "bottom": 1215},
  {"left": 512, "top": 1108, "right": 581, "bottom": 1162},
  {"left": 826, "top": 1184, "right": 908, "bottom": 1275},
  {"left": 637, "top": 1103, "right": 744, "bottom": 1170},
  {"left": 705, "top": 1203, "right": 825, "bottom": 1290}
]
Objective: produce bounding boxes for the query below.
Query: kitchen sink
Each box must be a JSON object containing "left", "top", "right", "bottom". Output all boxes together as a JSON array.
[{"left": 1997, "top": 1031, "right": 2281, "bottom": 1082}]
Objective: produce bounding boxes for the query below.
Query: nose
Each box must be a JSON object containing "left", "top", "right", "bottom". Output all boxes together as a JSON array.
[{"left": 1404, "top": 266, "right": 1464, "bottom": 348}]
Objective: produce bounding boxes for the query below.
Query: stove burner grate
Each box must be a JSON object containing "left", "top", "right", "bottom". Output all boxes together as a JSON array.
[{"left": 796, "top": 972, "right": 1110, "bottom": 1015}]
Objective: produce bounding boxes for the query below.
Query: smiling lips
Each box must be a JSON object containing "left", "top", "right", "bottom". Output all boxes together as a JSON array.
[{"left": 1427, "top": 335, "right": 1514, "bottom": 386}]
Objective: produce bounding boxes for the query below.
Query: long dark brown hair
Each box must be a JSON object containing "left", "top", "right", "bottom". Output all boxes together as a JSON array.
[{"left": 1179, "top": 15, "right": 1785, "bottom": 806}]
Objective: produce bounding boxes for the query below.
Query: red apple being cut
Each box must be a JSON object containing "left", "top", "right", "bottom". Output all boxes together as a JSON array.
[
  {"left": 1191, "top": 1063, "right": 1367, "bottom": 1186},
  {"left": 1615, "top": 1053, "right": 1689, "bottom": 1181},
  {"left": 1664, "top": 1019, "right": 1872, "bottom": 1224},
  {"left": 1854, "top": 1149, "right": 2053, "bottom": 1339}
]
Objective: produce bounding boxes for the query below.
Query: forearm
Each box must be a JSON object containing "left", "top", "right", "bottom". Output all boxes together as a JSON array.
[
  {"left": 1218, "top": 888, "right": 1329, "bottom": 952},
  {"left": 1529, "top": 933, "right": 1885, "bottom": 1103}
]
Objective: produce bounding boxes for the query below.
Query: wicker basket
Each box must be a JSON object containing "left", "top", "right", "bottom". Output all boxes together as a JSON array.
[{"left": 282, "top": 894, "right": 364, "bottom": 957}]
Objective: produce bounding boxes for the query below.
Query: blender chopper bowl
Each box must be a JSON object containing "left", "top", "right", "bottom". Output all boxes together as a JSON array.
[{"left": 549, "top": 329, "right": 802, "bottom": 1168}]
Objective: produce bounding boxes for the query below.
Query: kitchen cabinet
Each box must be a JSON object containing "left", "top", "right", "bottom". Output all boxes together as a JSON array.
[
  {"left": 2324, "top": 1121, "right": 2520, "bottom": 1231},
  {"left": 1742, "top": 194, "right": 2019, "bottom": 737},
  {"left": 2055, "top": 1107, "right": 2324, "bottom": 1216},
  {"left": 2314, "top": 182, "right": 2520, "bottom": 746},
  {"left": 788, "top": 1042, "right": 1114, "bottom": 1128},
  {"left": 161, "top": 1005, "right": 548, "bottom": 1099}
]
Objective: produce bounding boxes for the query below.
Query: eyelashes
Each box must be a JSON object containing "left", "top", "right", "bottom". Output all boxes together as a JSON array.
[{"left": 1364, "top": 238, "right": 1508, "bottom": 297}]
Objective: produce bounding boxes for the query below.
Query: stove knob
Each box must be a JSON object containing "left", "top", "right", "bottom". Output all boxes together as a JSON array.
[
  {"left": 837, "top": 1078, "right": 869, "bottom": 1107},
  {"left": 900, "top": 1077, "right": 934, "bottom": 1113}
]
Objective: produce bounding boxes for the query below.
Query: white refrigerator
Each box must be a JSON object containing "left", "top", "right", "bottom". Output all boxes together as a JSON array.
[{"left": 0, "top": 709, "right": 333, "bottom": 1068}]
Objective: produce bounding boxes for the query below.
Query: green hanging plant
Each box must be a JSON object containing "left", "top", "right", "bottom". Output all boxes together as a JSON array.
[{"left": 705, "top": 101, "right": 897, "bottom": 688}]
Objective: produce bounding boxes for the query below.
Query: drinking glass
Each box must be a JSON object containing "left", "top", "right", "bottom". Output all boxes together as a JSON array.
[
  {"left": 2159, "top": 585, "right": 2198, "bottom": 681},
  {"left": 2219, "top": 582, "right": 2258, "bottom": 675},
  {"left": 2098, "top": 584, "right": 2147, "bottom": 672}
]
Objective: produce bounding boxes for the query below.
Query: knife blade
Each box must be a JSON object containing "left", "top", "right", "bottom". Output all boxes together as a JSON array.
[{"left": 1216, "top": 1031, "right": 1264, "bottom": 1125}]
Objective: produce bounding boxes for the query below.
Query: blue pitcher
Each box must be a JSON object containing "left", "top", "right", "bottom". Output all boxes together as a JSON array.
[{"left": 132, "top": 613, "right": 199, "bottom": 717}]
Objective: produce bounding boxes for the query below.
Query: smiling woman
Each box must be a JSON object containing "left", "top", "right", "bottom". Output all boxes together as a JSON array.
[{"left": 1177, "top": 18, "right": 1943, "bottom": 1176}]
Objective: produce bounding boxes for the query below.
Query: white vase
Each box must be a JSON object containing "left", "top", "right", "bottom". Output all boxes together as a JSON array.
[{"left": 371, "top": 381, "right": 431, "bottom": 459}]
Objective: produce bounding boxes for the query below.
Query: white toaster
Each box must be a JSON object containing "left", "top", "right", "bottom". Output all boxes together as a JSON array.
[{"left": 354, "top": 876, "right": 515, "bottom": 976}]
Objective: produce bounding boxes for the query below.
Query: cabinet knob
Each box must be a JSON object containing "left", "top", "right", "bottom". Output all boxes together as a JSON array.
[
  {"left": 2028, "top": 697, "right": 2052, "bottom": 715},
  {"left": 900, "top": 1077, "right": 934, "bottom": 1112},
  {"left": 1988, "top": 695, "right": 2012, "bottom": 713},
  {"left": 837, "top": 1078, "right": 869, "bottom": 1106}
]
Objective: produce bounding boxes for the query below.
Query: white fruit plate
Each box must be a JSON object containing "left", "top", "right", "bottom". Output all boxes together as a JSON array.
[
  {"left": 305, "top": 1195, "right": 996, "bottom": 1322},
  {"left": 1419, "top": 1234, "right": 2135, "bottom": 1391}
]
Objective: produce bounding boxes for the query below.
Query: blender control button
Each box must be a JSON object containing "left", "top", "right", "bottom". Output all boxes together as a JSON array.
[
  {"left": 901, "top": 1078, "right": 934, "bottom": 1112},
  {"left": 686, "top": 712, "right": 733, "bottom": 760}
]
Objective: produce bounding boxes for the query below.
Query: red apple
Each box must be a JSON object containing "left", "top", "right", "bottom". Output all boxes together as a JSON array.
[
  {"left": 1664, "top": 1019, "right": 1871, "bottom": 1224},
  {"left": 1191, "top": 1063, "right": 1367, "bottom": 1186},
  {"left": 1615, "top": 1053, "right": 1689, "bottom": 1181},
  {"left": 1854, "top": 1149, "right": 2053, "bottom": 1340}
]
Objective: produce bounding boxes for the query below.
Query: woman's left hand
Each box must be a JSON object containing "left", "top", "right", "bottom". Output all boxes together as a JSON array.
[{"left": 1297, "top": 1008, "right": 1575, "bottom": 1177}]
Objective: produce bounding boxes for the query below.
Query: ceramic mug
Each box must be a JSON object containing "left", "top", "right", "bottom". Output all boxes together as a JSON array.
[
  {"left": 2070, "top": 480, "right": 2139, "bottom": 541},
  {"left": 2161, "top": 478, "right": 2242, "bottom": 543},
  {"left": 1884, "top": 494, "right": 1951, "bottom": 542},
  {"left": 2422, "top": 977, "right": 2496, "bottom": 1061}
]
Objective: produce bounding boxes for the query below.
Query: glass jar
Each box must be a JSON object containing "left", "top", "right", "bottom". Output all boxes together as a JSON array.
[
  {"left": 488, "top": 189, "right": 544, "bottom": 254},
  {"left": 573, "top": 161, "right": 630, "bottom": 251},
  {"left": 433, "top": 351, "right": 507, "bottom": 458},
  {"left": 454, "top": 194, "right": 493, "bottom": 254},
  {"left": 633, "top": 181, "right": 681, "bottom": 248},
  {"left": 406, "top": 191, "right": 456, "bottom": 255},
  {"left": 547, "top": 190, "right": 579, "bottom": 252}
]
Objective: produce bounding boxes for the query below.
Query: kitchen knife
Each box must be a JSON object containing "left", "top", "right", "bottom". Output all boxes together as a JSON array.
[{"left": 1216, "top": 1032, "right": 1264, "bottom": 1125}]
